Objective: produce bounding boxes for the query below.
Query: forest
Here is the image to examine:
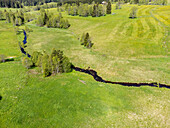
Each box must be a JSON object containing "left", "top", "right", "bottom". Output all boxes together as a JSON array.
[{"left": 0, "top": 0, "right": 168, "bottom": 8}]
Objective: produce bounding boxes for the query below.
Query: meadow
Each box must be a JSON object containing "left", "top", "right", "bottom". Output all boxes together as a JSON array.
[{"left": 0, "top": 4, "right": 170, "bottom": 127}]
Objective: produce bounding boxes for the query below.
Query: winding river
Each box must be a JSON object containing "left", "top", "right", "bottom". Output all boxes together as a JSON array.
[{"left": 19, "top": 30, "right": 170, "bottom": 89}]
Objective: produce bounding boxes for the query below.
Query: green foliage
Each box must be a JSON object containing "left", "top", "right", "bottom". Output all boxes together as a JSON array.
[
  {"left": 5, "top": 12, "right": 10, "bottom": 23},
  {"left": 25, "top": 26, "right": 33, "bottom": 33},
  {"left": 67, "top": 3, "right": 106, "bottom": 17},
  {"left": 0, "top": 10, "right": 3, "bottom": 20},
  {"left": 42, "top": 52, "right": 50, "bottom": 77},
  {"left": 80, "top": 32, "right": 94, "bottom": 48},
  {"left": 36, "top": 16, "right": 44, "bottom": 27},
  {"left": 37, "top": 54, "right": 43, "bottom": 67},
  {"left": 37, "top": 10, "right": 70, "bottom": 29},
  {"left": 129, "top": 7, "right": 137, "bottom": 19},
  {"left": 106, "top": 1, "right": 112, "bottom": 14},
  {"left": 22, "top": 57, "right": 33, "bottom": 69},
  {"left": 31, "top": 51, "right": 40, "bottom": 66},
  {"left": 29, "top": 49, "right": 72, "bottom": 77},
  {"left": 14, "top": 26, "right": 20, "bottom": 35},
  {"left": 116, "top": 2, "right": 122, "bottom": 9},
  {"left": 2, "top": 9, "right": 32, "bottom": 26}
]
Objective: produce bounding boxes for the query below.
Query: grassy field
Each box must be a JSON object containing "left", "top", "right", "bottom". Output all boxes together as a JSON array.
[{"left": 0, "top": 4, "right": 170, "bottom": 128}]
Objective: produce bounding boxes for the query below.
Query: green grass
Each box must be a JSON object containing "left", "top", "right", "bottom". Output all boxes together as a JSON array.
[
  {"left": 0, "top": 21, "right": 20, "bottom": 57},
  {"left": 0, "top": 61, "right": 170, "bottom": 127},
  {"left": 0, "top": 4, "right": 170, "bottom": 127}
]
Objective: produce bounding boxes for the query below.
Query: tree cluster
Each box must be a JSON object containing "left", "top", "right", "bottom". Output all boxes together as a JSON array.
[
  {"left": 138, "top": 0, "right": 167, "bottom": 5},
  {"left": 58, "top": 0, "right": 106, "bottom": 5},
  {"left": 22, "top": 48, "right": 72, "bottom": 77},
  {"left": 0, "top": 0, "right": 59, "bottom": 8},
  {"left": 36, "top": 9, "right": 70, "bottom": 29},
  {"left": 59, "top": 0, "right": 168, "bottom": 5},
  {"left": 80, "top": 33, "right": 93, "bottom": 48},
  {"left": 1, "top": 9, "right": 33, "bottom": 26},
  {"left": 67, "top": 3, "right": 107, "bottom": 17}
]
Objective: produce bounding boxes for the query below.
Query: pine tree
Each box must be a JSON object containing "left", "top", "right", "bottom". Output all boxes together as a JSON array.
[
  {"left": 80, "top": 33, "right": 86, "bottom": 44},
  {"left": 0, "top": 11, "right": 3, "bottom": 20},
  {"left": 37, "top": 54, "right": 43, "bottom": 67},
  {"left": 62, "top": 56, "right": 72, "bottom": 73},
  {"left": 31, "top": 51, "right": 40, "bottom": 66},
  {"left": 36, "top": 16, "right": 44, "bottom": 26},
  {"left": 22, "top": 57, "right": 33, "bottom": 69},
  {"left": 42, "top": 51, "right": 50, "bottom": 77},
  {"left": 11, "top": 14, "right": 16, "bottom": 26},
  {"left": 81, "top": 32, "right": 94, "bottom": 48},
  {"left": 84, "top": 32, "right": 90, "bottom": 46},
  {"left": 5, "top": 12, "right": 10, "bottom": 23},
  {"left": 129, "top": 7, "right": 137, "bottom": 19},
  {"left": 18, "top": 17, "right": 22, "bottom": 26},
  {"left": 92, "top": 5, "right": 97, "bottom": 17},
  {"left": 107, "top": 1, "right": 112, "bottom": 14}
]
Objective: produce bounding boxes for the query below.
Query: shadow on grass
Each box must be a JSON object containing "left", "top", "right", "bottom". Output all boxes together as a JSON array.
[
  {"left": 0, "top": 95, "right": 2, "bottom": 100},
  {"left": 0, "top": 58, "right": 15, "bottom": 63}
]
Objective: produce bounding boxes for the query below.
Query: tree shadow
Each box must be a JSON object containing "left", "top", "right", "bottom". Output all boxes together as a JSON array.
[{"left": 0, "top": 95, "right": 2, "bottom": 100}]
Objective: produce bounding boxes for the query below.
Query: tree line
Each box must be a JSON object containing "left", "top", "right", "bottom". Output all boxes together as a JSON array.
[
  {"left": 64, "top": 1, "right": 112, "bottom": 17},
  {"left": 22, "top": 48, "right": 72, "bottom": 77},
  {"left": 0, "top": 0, "right": 59, "bottom": 8},
  {"left": 36, "top": 8, "right": 70, "bottom": 28},
  {"left": 0, "top": 0, "right": 167, "bottom": 8},
  {"left": 59, "top": 0, "right": 168, "bottom": 5},
  {"left": 0, "top": 9, "right": 33, "bottom": 26}
]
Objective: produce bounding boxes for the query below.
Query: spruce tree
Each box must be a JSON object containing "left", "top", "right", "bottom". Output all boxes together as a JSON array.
[
  {"left": 5, "top": 12, "right": 10, "bottom": 23},
  {"left": 129, "top": 7, "right": 137, "bottom": 19},
  {"left": 62, "top": 56, "right": 72, "bottom": 73},
  {"left": 37, "top": 54, "right": 43, "bottom": 67},
  {"left": 0, "top": 11, "right": 3, "bottom": 20},
  {"left": 22, "top": 57, "right": 33, "bottom": 69},
  {"left": 42, "top": 51, "right": 50, "bottom": 77},
  {"left": 80, "top": 33, "right": 86, "bottom": 44},
  {"left": 84, "top": 33, "right": 90, "bottom": 46},
  {"left": 107, "top": 1, "right": 112, "bottom": 14},
  {"left": 92, "top": 5, "right": 97, "bottom": 17},
  {"left": 31, "top": 51, "right": 40, "bottom": 66},
  {"left": 11, "top": 14, "right": 16, "bottom": 26}
]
